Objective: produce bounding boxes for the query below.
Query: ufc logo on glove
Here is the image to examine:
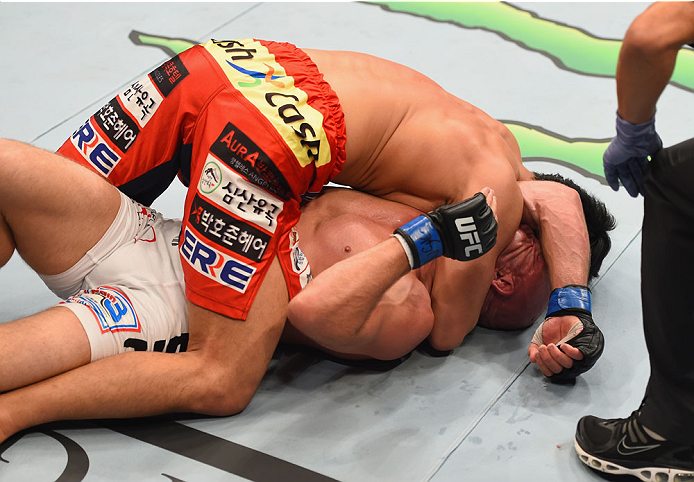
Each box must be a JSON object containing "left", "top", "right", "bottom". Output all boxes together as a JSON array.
[{"left": 454, "top": 217, "right": 483, "bottom": 257}]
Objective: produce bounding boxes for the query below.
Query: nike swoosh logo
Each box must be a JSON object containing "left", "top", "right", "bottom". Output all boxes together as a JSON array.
[{"left": 617, "top": 435, "right": 661, "bottom": 456}]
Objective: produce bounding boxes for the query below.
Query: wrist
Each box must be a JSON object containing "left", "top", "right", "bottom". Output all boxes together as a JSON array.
[
  {"left": 393, "top": 215, "right": 443, "bottom": 269},
  {"left": 392, "top": 232, "right": 416, "bottom": 270},
  {"left": 615, "top": 110, "right": 657, "bottom": 139},
  {"left": 546, "top": 284, "right": 592, "bottom": 318}
]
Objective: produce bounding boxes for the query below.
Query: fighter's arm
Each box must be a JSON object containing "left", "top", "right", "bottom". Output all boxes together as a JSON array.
[
  {"left": 287, "top": 236, "right": 433, "bottom": 359},
  {"left": 486, "top": 123, "right": 592, "bottom": 374},
  {"left": 288, "top": 188, "right": 498, "bottom": 358},
  {"left": 427, "top": 254, "right": 496, "bottom": 350},
  {"left": 518, "top": 180, "right": 590, "bottom": 375},
  {"left": 427, "top": 167, "right": 522, "bottom": 350},
  {"left": 518, "top": 181, "right": 590, "bottom": 289},
  {"left": 617, "top": 1, "right": 694, "bottom": 123}
]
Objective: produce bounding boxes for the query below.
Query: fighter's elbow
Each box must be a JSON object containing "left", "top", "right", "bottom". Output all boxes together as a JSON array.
[
  {"left": 429, "top": 334, "right": 464, "bottom": 352},
  {"left": 287, "top": 291, "right": 322, "bottom": 333},
  {"left": 428, "top": 327, "right": 467, "bottom": 352}
]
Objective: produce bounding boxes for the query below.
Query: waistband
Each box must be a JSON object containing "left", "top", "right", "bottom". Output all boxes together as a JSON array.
[{"left": 256, "top": 40, "right": 347, "bottom": 187}]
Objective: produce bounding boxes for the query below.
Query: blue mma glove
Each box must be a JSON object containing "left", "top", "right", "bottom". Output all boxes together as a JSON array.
[
  {"left": 532, "top": 285, "right": 605, "bottom": 382},
  {"left": 603, "top": 112, "right": 662, "bottom": 197},
  {"left": 393, "top": 192, "right": 497, "bottom": 269}
]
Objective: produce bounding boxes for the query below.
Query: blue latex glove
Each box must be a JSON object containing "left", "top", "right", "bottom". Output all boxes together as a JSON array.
[{"left": 603, "top": 112, "right": 662, "bottom": 197}]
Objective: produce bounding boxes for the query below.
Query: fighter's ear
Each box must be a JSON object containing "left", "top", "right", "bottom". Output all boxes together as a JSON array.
[{"left": 491, "top": 269, "right": 514, "bottom": 295}]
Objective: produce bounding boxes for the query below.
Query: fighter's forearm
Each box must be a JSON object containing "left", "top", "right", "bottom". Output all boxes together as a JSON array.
[
  {"left": 519, "top": 182, "right": 590, "bottom": 288},
  {"left": 287, "top": 237, "right": 411, "bottom": 349}
]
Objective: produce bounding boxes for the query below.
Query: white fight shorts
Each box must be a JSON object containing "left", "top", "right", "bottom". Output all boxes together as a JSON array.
[{"left": 40, "top": 192, "right": 189, "bottom": 362}]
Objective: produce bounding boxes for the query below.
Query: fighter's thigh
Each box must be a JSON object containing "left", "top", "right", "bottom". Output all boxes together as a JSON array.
[
  {"left": 186, "top": 256, "right": 288, "bottom": 391},
  {"left": 0, "top": 139, "right": 120, "bottom": 274},
  {"left": 61, "top": 283, "right": 189, "bottom": 362},
  {"left": 0, "top": 306, "right": 90, "bottom": 392}
]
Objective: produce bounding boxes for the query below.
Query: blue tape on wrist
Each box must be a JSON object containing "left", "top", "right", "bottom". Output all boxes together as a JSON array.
[
  {"left": 547, "top": 286, "right": 591, "bottom": 315},
  {"left": 398, "top": 215, "right": 443, "bottom": 266}
]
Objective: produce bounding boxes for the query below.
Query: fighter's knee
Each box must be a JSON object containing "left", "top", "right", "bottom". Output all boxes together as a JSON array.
[
  {"left": 0, "top": 144, "right": 16, "bottom": 267},
  {"left": 0, "top": 225, "right": 16, "bottom": 270},
  {"left": 0, "top": 139, "right": 33, "bottom": 179},
  {"left": 0, "top": 138, "right": 27, "bottom": 159},
  {"left": 0, "top": 138, "right": 17, "bottom": 151},
  {"left": 189, "top": 366, "right": 256, "bottom": 416},
  {"left": 0, "top": 139, "right": 17, "bottom": 167},
  {"left": 195, "top": 386, "right": 254, "bottom": 417}
]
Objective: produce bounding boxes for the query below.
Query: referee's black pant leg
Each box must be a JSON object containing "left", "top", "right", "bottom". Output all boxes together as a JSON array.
[{"left": 639, "top": 138, "right": 694, "bottom": 444}]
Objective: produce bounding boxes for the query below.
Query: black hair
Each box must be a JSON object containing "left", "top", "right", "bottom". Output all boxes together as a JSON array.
[{"left": 532, "top": 172, "right": 616, "bottom": 280}]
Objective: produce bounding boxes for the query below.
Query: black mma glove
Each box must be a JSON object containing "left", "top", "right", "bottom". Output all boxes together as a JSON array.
[
  {"left": 393, "top": 192, "right": 497, "bottom": 269},
  {"left": 532, "top": 285, "right": 605, "bottom": 382}
]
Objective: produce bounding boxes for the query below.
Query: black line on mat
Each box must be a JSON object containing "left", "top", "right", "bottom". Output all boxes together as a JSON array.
[
  {"left": 102, "top": 419, "right": 338, "bottom": 482},
  {"left": 41, "top": 430, "right": 91, "bottom": 482}
]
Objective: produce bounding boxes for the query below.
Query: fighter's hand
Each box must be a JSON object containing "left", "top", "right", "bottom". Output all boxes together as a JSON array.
[
  {"left": 394, "top": 187, "right": 497, "bottom": 269},
  {"left": 528, "top": 315, "right": 584, "bottom": 377},
  {"left": 603, "top": 112, "right": 662, "bottom": 197},
  {"left": 531, "top": 285, "right": 605, "bottom": 381}
]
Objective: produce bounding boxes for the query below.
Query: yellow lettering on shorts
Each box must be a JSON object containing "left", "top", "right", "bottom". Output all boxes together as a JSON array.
[{"left": 203, "top": 39, "right": 331, "bottom": 168}]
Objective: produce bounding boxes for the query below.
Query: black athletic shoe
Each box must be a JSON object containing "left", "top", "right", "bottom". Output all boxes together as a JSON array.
[{"left": 575, "top": 410, "right": 694, "bottom": 481}]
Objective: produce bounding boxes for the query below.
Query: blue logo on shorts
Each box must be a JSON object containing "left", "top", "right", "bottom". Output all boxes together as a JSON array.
[{"left": 65, "top": 286, "right": 141, "bottom": 333}]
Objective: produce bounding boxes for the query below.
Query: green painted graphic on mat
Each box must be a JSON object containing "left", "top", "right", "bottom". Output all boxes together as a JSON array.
[
  {"left": 504, "top": 122, "right": 609, "bottom": 182},
  {"left": 373, "top": 1, "right": 694, "bottom": 93},
  {"left": 129, "top": 31, "right": 196, "bottom": 57},
  {"left": 138, "top": 0, "right": 694, "bottom": 185}
]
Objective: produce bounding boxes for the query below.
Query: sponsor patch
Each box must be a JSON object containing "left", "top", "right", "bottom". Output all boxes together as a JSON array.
[
  {"left": 291, "top": 245, "right": 308, "bottom": 274},
  {"left": 70, "top": 119, "right": 121, "bottom": 176},
  {"left": 149, "top": 55, "right": 189, "bottom": 97},
  {"left": 189, "top": 194, "right": 270, "bottom": 263},
  {"left": 287, "top": 227, "right": 312, "bottom": 289},
  {"left": 210, "top": 122, "right": 292, "bottom": 200},
  {"left": 180, "top": 227, "right": 256, "bottom": 293},
  {"left": 203, "top": 39, "right": 330, "bottom": 169},
  {"left": 93, "top": 98, "right": 140, "bottom": 153},
  {"left": 199, "top": 160, "right": 223, "bottom": 194},
  {"left": 198, "top": 154, "right": 283, "bottom": 234},
  {"left": 62, "top": 286, "right": 141, "bottom": 334},
  {"left": 118, "top": 75, "right": 164, "bottom": 128}
]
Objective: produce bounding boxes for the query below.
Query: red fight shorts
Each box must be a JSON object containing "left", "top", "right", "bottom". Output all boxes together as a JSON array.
[{"left": 58, "top": 39, "right": 347, "bottom": 320}]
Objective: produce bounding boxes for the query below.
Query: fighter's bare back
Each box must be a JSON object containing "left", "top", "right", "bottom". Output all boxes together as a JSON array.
[{"left": 305, "top": 48, "right": 527, "bottom": 254}]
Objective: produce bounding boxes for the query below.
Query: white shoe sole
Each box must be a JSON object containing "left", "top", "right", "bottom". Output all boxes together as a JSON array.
[{"left": 574, "top": 437, "right": 694, "bottom": 482}]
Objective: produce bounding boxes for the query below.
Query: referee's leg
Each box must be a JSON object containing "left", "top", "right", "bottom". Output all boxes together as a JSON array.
[{"left": 639, "top": 138, "right": 694, "bottom": 444}]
